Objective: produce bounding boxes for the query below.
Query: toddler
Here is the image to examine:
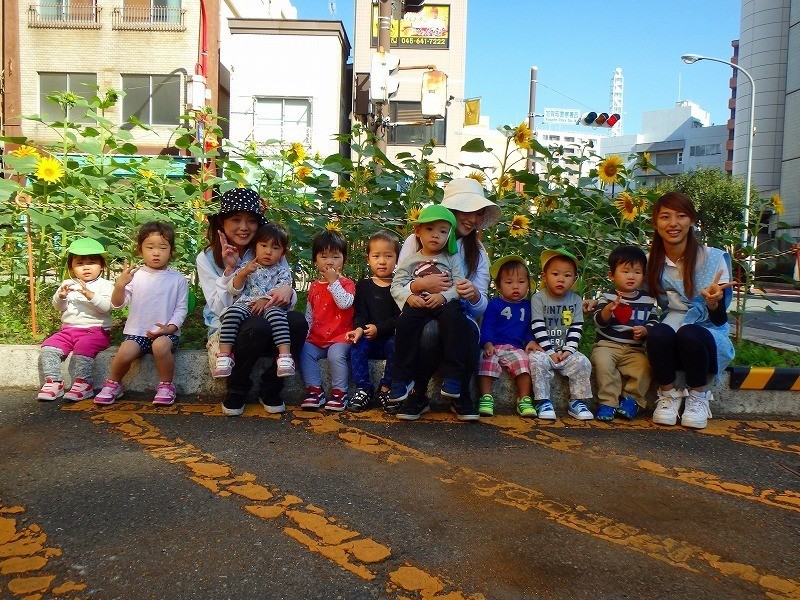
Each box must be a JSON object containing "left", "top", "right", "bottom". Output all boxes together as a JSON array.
[
  {"left": 389, "top": 205, "right": 472, "bottom": 419},
  {"left": 300, "top": 230, "right": 355, "bottom": 412},
  {"left": 477, "top": 256, "right": 539, "bottom": 418},
  {"left": 345, "top": 230, "right": 401, "bottom": 412},
  {"left": 214, "top": 223, "right": 294, "bottom": 379},
  {"left": 591, "top": 245, "right": 658, "bottom": 421},
  {"left": 38, "top": 238, "right": 115, "bottom": 402},
  {"left": 529, "top": 248, "right": 594, "bottom": 421},
  {"left": 94, "top": 221, "right": 188, "bottom": 406}
]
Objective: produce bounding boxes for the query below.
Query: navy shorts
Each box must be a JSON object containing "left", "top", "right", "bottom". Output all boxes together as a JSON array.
[{"left": 123, "top": 334, "right": 180, "bottom": 355}]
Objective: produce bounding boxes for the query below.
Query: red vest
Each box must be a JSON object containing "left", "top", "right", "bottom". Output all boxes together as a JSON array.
[{"left": 306, "top": 278, "right": 355, "bottom": 347}]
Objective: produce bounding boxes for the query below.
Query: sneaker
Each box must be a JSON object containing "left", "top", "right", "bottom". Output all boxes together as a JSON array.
[
  {"left": 681, "top": 390, "right": 713, "bottom": 429},
  {"left": 535, "top": 399, "right": 557, "bottom": 420},
  {"left": 212, "top": 353, "right": 235, "bottom": 378},
  {"left": 325, "top": 389, "right": 349, "bottom": 412},
  {"left": 389, "top": 380, "right": 414, "bottom": 404},
  {"left": 379, "top": 389, "right": 402, "bottom": 414},
  {"left": 348, "top": 388, "right": 373, "bottom": 412},
  {"left": 94, "top": 379, "right": 123, "bottom": 405},
  {"left": 259, "top": 397, "right": 286, "bottom": 414},
  {"left": 397, "top": 391, "right": 430, "bottom": 421},
  {"left": 63, "top": 378, "right": 94, "bottom": 402},
  {"left": 440, "top": 378, "right": 461, "bottom": 399},
  {"left": 450, "top": 398, "right": 480, "bottom": 421},
  {"left": 221, "top": 394, "right": 245, "bottom": 417},
  {"left": 516, "top": 396, "right": 537, "bottom": 418},
  {"left": 568, "top": 400, "right": 594, "bottom": 420},
  {"left": 596, "top": 404, "right": 616, "bottom": 422},
  {"left": 301, "top": 386, "right": 327, "bottom": 409},
  {"left": 276, "top": 354, "right": 296, "bottom": 378},
  {"left": 616, "top": 396, "right": 640, "bottom": 420},
  {"left": 37, "top": 378, "right": 64, "bottom": 402},
  {"left": 652, "top": 388, "right": 684, "bottom": 426},
  {"left": 478, "top": 394, "right": 495, "bottom": 417},
  {"left": 153, "top": 382, "right": 177, "bottom": 406}
]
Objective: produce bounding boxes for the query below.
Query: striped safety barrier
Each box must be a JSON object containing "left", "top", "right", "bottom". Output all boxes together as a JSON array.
[{"left": 727, "top": 366, "right": 800, "bottom": 390}]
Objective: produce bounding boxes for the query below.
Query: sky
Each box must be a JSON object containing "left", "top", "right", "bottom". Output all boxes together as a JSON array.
[{"left": 289, "top": 0, "right": 741, "bottom": 135}]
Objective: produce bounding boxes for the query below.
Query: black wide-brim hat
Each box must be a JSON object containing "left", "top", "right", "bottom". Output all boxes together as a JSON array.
[{"left": 214, "top": 188, "right": 267, "bottom": 225}]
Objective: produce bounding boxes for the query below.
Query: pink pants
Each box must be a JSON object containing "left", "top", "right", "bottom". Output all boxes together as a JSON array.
[{"left": 42, "top": 326, "right": 111, "bottom": 358}]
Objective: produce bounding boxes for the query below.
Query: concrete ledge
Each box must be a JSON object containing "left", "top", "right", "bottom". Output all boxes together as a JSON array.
[{"left": 2, "top": 345, "right": 798, "bottom": 418}]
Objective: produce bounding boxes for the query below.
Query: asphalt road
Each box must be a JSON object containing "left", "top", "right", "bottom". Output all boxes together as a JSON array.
[
  {"left": 741, "top": 293, "right": 800, "bottom": 347},
  {"left": 1, "top": 392, "right": 799, "bottom": 599}
]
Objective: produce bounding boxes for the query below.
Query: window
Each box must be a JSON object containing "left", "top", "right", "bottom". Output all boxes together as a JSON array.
[
  {"left": 564, "top": 136, "right": 575, "bottom": 143},
  {"left": 654, "top": 152, "right": 679, "bottom": 167},
  {"left": 122, "top": 0, "right": 181, "bottom": 22},
  {"left": 388, "top": 102, "right": 445, "bottom": 146},
  {"left": 547, "top": 135, "right": 561, "bottom": 141},
  {"left": 689, "top": 144, "right": 722, "bottom": 157},
  {"left": 39, "top": 72, "right": 97, "bottom": 122},
  {"left": 32, "top": 0, "right": 99, "bottom": 26},
  {"left": 254, "top": 98, "right": 312, "bottom": 144},
  {"left": 122, "top": 74, "right": 181, "bottom": 126}
]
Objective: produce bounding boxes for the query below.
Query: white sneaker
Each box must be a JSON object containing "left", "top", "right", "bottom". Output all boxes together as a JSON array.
[
  {"left": 681, "top": 390, "right": 713, "bottom": 429},
  {"left": 276, "top": 354, "right": 296, "bottom": 378},
  {"left": 652, "top": 388, "right": 684, "bottom": 426}
]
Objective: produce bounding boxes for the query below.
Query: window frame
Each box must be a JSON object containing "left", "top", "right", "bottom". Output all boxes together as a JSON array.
[
  {"left": 121, "top": 73, "right": 182, "bottom": 126},
  {"left": 38, "top": 71, "right": 97, "bottom": 123},
  {"left": 253, "top": 97, "right": 313, "bottom": 144},
  {"left": 387, "top": 100, "right": 446, "bottom": 146}
]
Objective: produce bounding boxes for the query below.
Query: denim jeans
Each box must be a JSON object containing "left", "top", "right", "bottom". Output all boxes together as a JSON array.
[
  {"left": 350, "top": 335, "right": 395, "bottom": 391},
  {"left": 300, "top": 341, "right": 351, "bottom": 391}
]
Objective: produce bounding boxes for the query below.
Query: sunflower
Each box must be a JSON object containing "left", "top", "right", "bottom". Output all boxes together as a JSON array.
[
  {"left": 771, "top": 193, "right": 784, "bottom": 215},
  {"left": 295, "top": 165, "right": 312, "bottom": 180},
  {"left": 534, "top": 195, "right": 558, "bottom": 213},
  {"left": 325, "top": 221, "right": 342, "bottom": 232},
  {"left": 290, "top": 142, "right": 307, "bottom": 163},
  {"left": 425, "top": 163, "right": 437, "bottom": 185},
  {"left": 614, "top": 191, "right": 639, "bottom": 221},
  {"left": 498, "top": 173, "right": 515, "bottom": 191},
  {"left": 509, "top": 214, "right": 531, "bottom": 238},
  {"left": 513, "top": 121, "right": 533, "bottom": 150},
  {"left": 408, "top": 206, "right": 422, "bottom": 222},
  {"left": 467, "top": 171, "right": 486, "bottom": 184},
  {"left": 597, "top": 154, "right": 624, "bottom": 185},
  {"left": 635, "top": 195, "right": 648, "bottom": 213},
  {"left": 12, "top": 145, "right": 41, "bottom": 159},
  {"left": 138, "top": 169, "right": 156, "bottom": 179},
  {"left": 35, "top": 156, "right": 64, "bottom": 183},
  {"left": 332, "top": 187, "right": 350, "bottom": 202},
  {"left": 638, "top": 151, "right": 653, "bottom": 174}
]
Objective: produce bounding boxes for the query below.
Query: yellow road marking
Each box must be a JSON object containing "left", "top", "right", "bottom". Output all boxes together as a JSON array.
[
  {"left": 82, "top": 408, "right": 481, "bottom": 599},
  {"left": 0, "top": 503, "right": 87, "bottom": 598}
]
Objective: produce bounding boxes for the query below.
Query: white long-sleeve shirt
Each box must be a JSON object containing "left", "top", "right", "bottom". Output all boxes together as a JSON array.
[
  {"left": 52, "top": 277, "right": 115, "bottom": 328},
  {"left": 113, "top": 266, "right": 188, "bottom": 337}
]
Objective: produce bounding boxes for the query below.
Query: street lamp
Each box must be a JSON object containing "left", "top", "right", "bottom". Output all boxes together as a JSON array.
[{"left": 681, "top": 53, "right": 756, "bottom": 249}]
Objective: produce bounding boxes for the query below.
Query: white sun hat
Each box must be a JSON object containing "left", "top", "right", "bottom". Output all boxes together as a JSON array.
[{"left": 440, "top": 178, "right": 501, "bottom": 230}]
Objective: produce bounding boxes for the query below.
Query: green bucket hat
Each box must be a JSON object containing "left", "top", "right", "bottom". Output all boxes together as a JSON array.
[
  {"left": 489, "top": 255, "right": 528, "bottom": 279},
  {"left": 67, "top": 238, "right": 107, "bottom": 256},
  {"left": 540, "top": 247, "right": 578, "bottom": 272},
  {"left": 413, "top": 205, "right": 458, "bottom": 254}
]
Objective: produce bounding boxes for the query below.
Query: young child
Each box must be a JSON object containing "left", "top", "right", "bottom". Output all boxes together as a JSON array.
[
  {"left": 37, "top": 238, "right": 115, "bottom": 402},
  {"left": 94, "top": 222, "right": 188, "bottom": 406},
  {"left": 477, "top": 256, "right": 539, "bottom": 418},
  {"left": 345, "top": 230, "right": 401, "bottom": 412},
  {"left": 300, "top": 230, "right": 355, "bottom": 412},
  {"left": 389, "top": 205, "right": 472, "bottom": 418},
  {"left": 529, "top": 248, "right": 594, "bottom": 421},
  {"left": 213, "top": 223, "right": 294, "bottom": 379},
  {"left": 591, "top": 245, "right": 659, "bottom": 421}
]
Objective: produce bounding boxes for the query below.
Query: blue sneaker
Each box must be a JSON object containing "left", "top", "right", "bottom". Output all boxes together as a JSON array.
[
  {"left": 568, "top": 400, "right": 594, "bottom": 421},
  {"left": 616, "top": 396, "right": 640, "bottom": 419},
  {"left": 535, "top": 400, "right": 557, "bottom": 420},
  {"left": 440, "top": 378, "right": 461, "bottom": 399},
  {"left": 389, "top": 380, "right": 414, "bottom": 403},
  {"left": 596, "top": 404, "right": 616, "bottom": 422}
]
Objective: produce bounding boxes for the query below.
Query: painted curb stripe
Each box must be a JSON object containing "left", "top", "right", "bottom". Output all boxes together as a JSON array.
[{"left": 728, "top": 366, "right": 800, "bottom": 390}]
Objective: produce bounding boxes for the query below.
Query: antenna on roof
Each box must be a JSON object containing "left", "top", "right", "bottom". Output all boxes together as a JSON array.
[{"left": 329, "top": 1, "right": 336, "bottom": 16}]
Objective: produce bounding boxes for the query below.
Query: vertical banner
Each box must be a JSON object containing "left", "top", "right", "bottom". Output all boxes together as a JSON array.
[{"left": 464, "top": 98, "right": 480, "bottom": 126}]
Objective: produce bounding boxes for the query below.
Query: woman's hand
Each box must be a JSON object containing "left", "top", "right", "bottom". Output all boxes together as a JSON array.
[
  {"left": 412, "top": 273, "right": 452, "bottom": 295},
  {"left": 219, "top": 231, "right": 240, "bottom": 273},
  {"left": 700, "top": 269, "right": 738, "bottom": 310},
  {"left": 455, "top": 278, "right": 480, "bottom": 303},
  {"left": 261, "top": 284, "right": 293, "bottom": 308}
]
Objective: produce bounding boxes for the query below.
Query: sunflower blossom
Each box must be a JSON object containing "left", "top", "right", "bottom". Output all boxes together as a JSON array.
[
  {"left": 35, "top": 156, "right": 64, "bottom": 183},
  {"left": 498, "top": 173, "right": 515, "bottom": 191},
  {"left": 425, "top": 163, "right": 437, "bottom": 185},
  {"left": 290, "top": 142, "right": 307, "bottom": 163},
  {"left": 408, "top": 206, "right": 422, "bottom": 222},
  {"left": 325, "top": 221, "right": 341, "bottom": 232},
  {"left": 513, "top": 121, "right": 533, "bottom": 150},
  {"left": 771, "top": 193, "right": 784, "bottom": 215},
  {"left": 597, "top": 154, "right": 624, "bottom": 185},
  {"left": 295, "top": 165, "right": 312, "bottom": 180},
  {"left": 467, "top": 171, "right": 486, "bottom": 184},
  {"left": 139, "top": 169, "right": 156, "bottom": 179},
  {"left": 615, "top": 192, "right": 639, "bottom": 221},
  {"left": 333, "top": 187, "right": 350, "bottom": 202},
  {"left": 12, "top": 145, "right": 41, "bottom": 159},
  {"left": 639, "top": 151, "right": 653, "bottom": 174},
  {"left": 534, "top": 195, "right": 558, "bottom": 213},
  {"left": 509, "top": 214, "right": 531, "bottom": 238}
]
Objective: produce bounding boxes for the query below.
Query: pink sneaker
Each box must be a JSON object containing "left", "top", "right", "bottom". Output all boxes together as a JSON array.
[
  {"left": 64, "top": 378, "right": 94, "bottom": 402},
  {"left": 153, "top": 382, "right": 177, "bottom": 406},
  {"left": 212, "top": 353, "right": 235, "bottom": 378},
  {"left": 94, "top": 380, "right": 123, "bottom": 405},
  {"left": 276, "top": 354, "right": 296, "bottom": 377},
  {"left": 37, "top": 378, "right": 64, "bottom": 402}
]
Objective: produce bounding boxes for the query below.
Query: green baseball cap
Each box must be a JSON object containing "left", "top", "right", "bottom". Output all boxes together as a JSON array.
[
  {"left": 489, "top": 255, "right": 528, "bottom": 279},
  {"left": 540, "top": 247, "right": 578, "bottom": 271},
  {"left": 413, "top": 205, "right": 458, "bottom": 254},
  {"left": 67, "top": 237, "right": 107, "bottom": 256}
]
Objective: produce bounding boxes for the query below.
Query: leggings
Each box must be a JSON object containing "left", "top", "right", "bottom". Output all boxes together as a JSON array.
[
  {"left": 219, "top": 303, "right": 290, "bottom": 348},
  {"left": 646, "top": 323, "right": 718, "bottom": 389}
]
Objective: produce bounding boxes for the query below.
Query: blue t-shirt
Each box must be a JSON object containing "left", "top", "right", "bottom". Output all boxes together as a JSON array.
[{"left": 479, "top": 297, "right": 534, "bottom": 349}]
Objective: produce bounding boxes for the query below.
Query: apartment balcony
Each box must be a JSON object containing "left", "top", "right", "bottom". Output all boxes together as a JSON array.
[
  {"left": 112, "top": 6, "right": 186, "bottom": 31},
  {"left": 28, "top": 4, "right": 101, "bottom": 29}
]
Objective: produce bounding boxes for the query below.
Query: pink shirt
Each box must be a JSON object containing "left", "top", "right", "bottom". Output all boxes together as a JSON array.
[{"left": 114, "top": 266, "right": 189, "bottom": 337}]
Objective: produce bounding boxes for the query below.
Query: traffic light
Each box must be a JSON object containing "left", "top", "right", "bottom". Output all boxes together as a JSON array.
[
  {"left": 580, "top": 112, "right": 621, "bottom": 128},
  {"left": 369, "top": 51, "right": 400, "bottom": 103},
  {"left": 403, "top": 0, "right": 425, "bottom": 13}
]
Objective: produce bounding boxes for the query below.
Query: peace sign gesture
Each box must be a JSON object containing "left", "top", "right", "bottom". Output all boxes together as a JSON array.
[
  {"left": 219, "top": 231, "right": 240, "bottom": 272},
  {"left": 700, "top": 269, "right": 738, "bottom": 309}
]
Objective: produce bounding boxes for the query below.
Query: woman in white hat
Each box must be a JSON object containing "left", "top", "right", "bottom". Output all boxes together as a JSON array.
[
  {"left": 196, "top": 188, "right": 308, "bottom": 416},
  {"left": 394, "top": 177, "right": 501, "bottom": 419}
]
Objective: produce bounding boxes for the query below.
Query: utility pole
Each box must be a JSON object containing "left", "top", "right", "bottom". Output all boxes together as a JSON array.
[
  {"left": 375, "top": 0, "right": 392, "bottom": 156},
  {"left": 526, "top": 66, "right": 538, "bottom": 173}
]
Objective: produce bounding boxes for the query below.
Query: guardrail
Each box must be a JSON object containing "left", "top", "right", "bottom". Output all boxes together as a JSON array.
[
  {"left": 28, "top": 3, "right": 101, "bottom": 29},
  {"left": 111, "top": 6, "right": 185, "bottom": 31}
]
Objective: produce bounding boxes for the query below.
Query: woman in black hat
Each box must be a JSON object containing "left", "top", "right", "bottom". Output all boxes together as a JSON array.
[{"left": 196, "top": 188, "right": 308, "bottom": 416}]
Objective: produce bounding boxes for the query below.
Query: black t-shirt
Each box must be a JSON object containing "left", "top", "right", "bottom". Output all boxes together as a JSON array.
[{"left": 354, "top": 277, "right": 400, "bottom": 339}]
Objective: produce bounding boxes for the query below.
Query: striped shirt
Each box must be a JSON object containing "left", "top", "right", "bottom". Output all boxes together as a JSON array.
[
  {"left": 530, "top": 290, "right": 583, "bottom": 354},
  {"left": 593, "top": 289, "right": 659, "bottom": 345}
]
